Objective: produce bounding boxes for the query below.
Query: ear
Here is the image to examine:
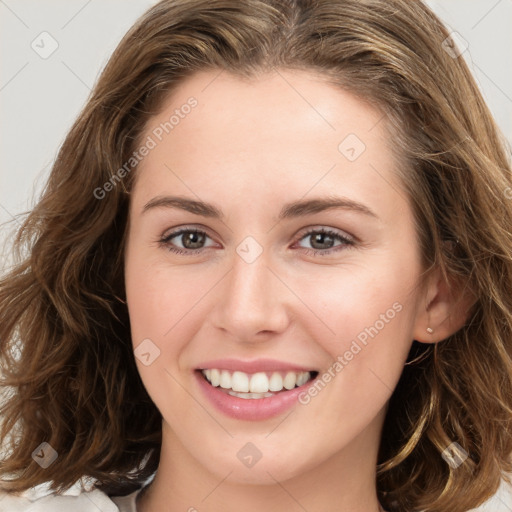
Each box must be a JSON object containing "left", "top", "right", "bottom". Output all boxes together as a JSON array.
[{"left": 413, "top": 265, "right": 477, "bottom": 344}]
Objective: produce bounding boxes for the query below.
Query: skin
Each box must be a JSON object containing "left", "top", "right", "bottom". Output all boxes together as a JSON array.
[{"left": 124, "top": 68, "right": 468, "bottom": 512}]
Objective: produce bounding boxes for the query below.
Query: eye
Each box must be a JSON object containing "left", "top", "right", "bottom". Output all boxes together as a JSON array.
[
  {"left": 158, "top": 226, "right": 355, "bottom": 256},
  {"left": 294, "top": 227, "right": 355, "bottom": 256},
  {"left": 159, "top": 227, "right": 217, "bottom": 255}
]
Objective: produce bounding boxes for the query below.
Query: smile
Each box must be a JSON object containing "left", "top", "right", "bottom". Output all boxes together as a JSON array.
[
  {"left": 201, "top": 369, "right": 317, "bottom": 399},
  {"left": 194, "top": 361, "right": 320, "bottom": 420}
]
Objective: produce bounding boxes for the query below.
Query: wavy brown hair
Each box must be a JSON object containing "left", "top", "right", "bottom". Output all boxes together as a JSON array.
[{"left": 1, "top": 0, "right": 512, "bottom": 510}]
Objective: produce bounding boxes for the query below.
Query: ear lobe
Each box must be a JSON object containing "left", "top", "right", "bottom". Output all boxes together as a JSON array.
[{"left": 413, "top": 268, "right": 477, "bottom": 344}]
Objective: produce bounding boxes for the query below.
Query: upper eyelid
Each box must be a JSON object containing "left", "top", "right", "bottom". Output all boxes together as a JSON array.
[
  {"left": 298, "top": 226, "right": 354, "bottom": 241},
  {"left": 162, "top": 224, "right": 210, "bottom": 237}
]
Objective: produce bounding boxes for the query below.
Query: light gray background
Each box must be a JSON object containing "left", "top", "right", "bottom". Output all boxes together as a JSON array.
[{"left": 0, "top": 1, "right": 511, "bottom": 509}]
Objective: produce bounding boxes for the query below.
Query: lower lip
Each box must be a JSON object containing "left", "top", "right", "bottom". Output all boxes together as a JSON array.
[{"left": 194, "top": 371, "right": 314, "bottom": 421}]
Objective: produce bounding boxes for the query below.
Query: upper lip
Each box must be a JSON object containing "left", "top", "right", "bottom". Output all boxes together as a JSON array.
[{"left": 196, "top": 358, "right": 316, "bottom": 374}]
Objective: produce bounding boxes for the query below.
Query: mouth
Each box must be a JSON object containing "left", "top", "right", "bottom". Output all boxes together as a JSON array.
[
  {"left": 199, "top": 368, "right": 319, "bottom": 399},
  {"left": 193, "top": 358, "right": 321, "bottom": 420}
]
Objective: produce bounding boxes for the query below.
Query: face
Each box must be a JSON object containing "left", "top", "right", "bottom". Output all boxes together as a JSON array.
[{"left": 124, "top": 69, "right": 427, "bottom": 486}]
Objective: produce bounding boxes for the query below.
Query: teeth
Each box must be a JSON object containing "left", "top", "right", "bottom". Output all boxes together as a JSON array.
[
  {"left": 210, "top": 368, "right": 220, "bottom": 387},
  {"left": 249, "top": 372, "right": 268, "bottom": 393},
  {"left": 228, "top": 391, "right": 275, "bottom": 399},
  {"left": 201, "top": 368, "right": 312, "bottom": 394},
  {"left": 283, "top": 372, "right": 297, "bottom": 390},
  {"left": 232, "top": 371, "right": 249, "bottom": 392},
  {"left": 269, "top": 372, "right": 283, "bottom": 392},
  {"left": 296, "top": 372, "right": 309, "bottom": 386},
  {"left": 220, "top": 370, "right": 231, "bottom": 389}
]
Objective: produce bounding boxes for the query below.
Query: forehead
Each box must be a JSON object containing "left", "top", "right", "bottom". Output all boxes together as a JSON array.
[
  {"left": 133, "top": 69, "right": 406, "bottom": 221},
  {"left": 144, "top": 68, "right": 389, "bottom": 152}
]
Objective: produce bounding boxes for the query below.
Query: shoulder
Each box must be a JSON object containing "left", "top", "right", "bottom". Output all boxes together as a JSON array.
[{"left": 0, "top": 479, "right": 123, "bottom": 512}]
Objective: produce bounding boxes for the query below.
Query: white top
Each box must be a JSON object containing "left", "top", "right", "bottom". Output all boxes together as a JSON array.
[{"left": 0, "top": 478, "right": 143, "bottom": 512}]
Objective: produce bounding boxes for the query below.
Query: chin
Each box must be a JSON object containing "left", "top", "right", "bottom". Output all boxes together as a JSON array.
[{"left": 190, "top": 439, "right": 318, "bottom": 486}]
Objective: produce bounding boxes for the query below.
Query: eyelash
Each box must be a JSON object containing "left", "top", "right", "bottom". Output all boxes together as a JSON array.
[{"left": 158, "top": 226, "right": 355, "bottom": 257}]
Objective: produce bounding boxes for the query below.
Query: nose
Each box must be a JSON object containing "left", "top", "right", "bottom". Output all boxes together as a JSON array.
[{"left": 211, "top": 250, "right": 290, "bottom": 343}]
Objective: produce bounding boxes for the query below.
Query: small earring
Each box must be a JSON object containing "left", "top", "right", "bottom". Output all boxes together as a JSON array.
[{"left": 426, "top": 327, "right": 434, "bottom": 334}]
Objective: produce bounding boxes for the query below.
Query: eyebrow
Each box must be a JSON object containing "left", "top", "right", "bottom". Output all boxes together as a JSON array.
[{"left": 141, "top": 195, "right": 378, "bottom": 220}]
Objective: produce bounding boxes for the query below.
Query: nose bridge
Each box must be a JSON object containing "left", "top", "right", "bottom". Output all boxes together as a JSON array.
[
  {"left": 213, "top": 246, "right": 288, "bottom": 338},
  {"left": 231, "top": 252, "right": 271, "bottom": 303}
]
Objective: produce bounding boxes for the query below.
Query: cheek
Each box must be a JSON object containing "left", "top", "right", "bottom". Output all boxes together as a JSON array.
[
  {"left": 294, "top": 257, "right": 419, "bottom": 379},
  {"left": 124, "top": 252, "right": 206, "bottom": 411},
  {"left": 124, "top": 249, "right": 215, "bottom": 362},
  {"left": 125, "top": 242, "right": 178, "bottom": 337},
  {"left": 289, "top": 271, "right": 418, "bottom": 440}
]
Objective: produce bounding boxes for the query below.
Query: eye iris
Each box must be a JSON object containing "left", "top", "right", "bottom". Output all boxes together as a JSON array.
[
  {"left": 182, "top": 231, "right": 205, "bottom": 249},
  {"left": 310, "top": 232, "right": 334, "bottom": 250}
]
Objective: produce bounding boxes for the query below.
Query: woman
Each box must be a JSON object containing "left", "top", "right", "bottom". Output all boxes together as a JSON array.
[{"left": 1, "top": 0, "right": 511, "bottom": 511}]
